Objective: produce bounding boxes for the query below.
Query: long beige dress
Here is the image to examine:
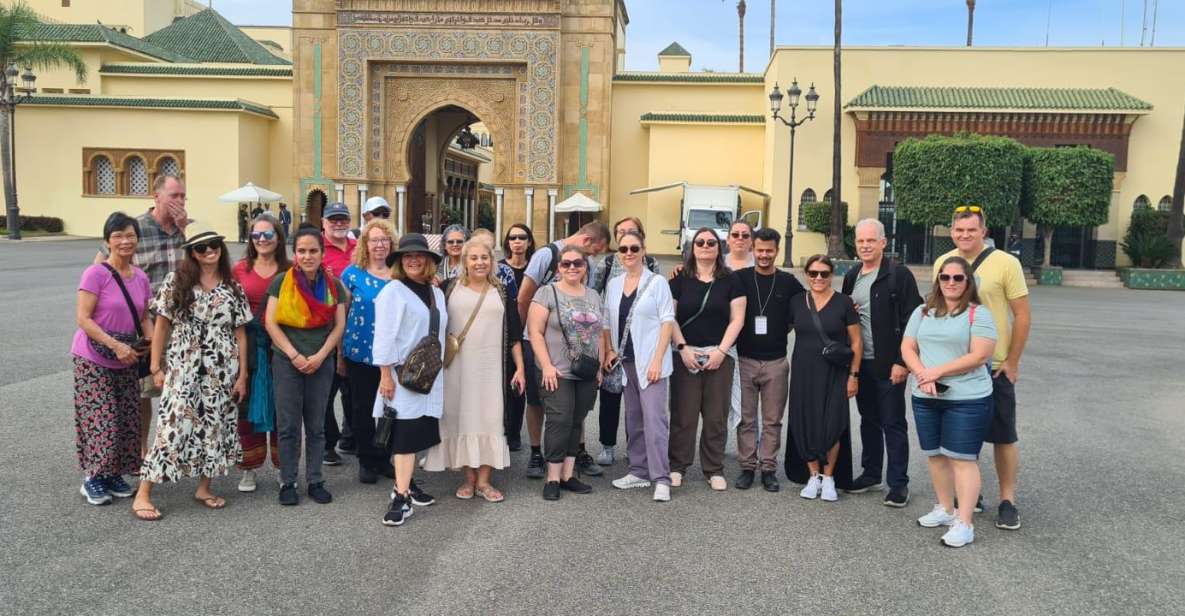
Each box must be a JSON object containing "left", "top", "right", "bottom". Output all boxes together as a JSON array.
[{"left": 424, "top": 283, "right": 511, "bottom": 470}]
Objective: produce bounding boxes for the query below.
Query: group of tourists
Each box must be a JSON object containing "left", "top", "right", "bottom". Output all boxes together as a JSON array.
[{"left": 71, "top": 176, "right": 1031, "bottom": 546}]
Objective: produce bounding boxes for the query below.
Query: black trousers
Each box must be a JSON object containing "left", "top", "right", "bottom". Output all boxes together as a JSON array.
[
  {"left": 504, "top": 379, "right": 525, "bottom": 444},
  {"left": 598, "top": 389, "right": 622, "bottom": 448},
  {"left": 323, "top": 356, "right": 351, "bottom": 449},
  {"left": 345, "top": 358, "right": 386, "bottom": 470},
  {"left": 854, "top": 363, "right": 910, "bottom": 488}
]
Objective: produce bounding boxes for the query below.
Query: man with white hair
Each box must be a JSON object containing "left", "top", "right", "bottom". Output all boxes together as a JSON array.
[{"left": 841, "top": 218, "right": 922, "bottom": 507}]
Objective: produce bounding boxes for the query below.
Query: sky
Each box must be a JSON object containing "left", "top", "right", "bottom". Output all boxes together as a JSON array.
[{"left": 214, "top": 0, "right": 1184, "bottom": 73}]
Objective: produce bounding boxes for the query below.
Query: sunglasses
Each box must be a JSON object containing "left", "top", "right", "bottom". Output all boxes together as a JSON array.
[
  {"left": 445, "top": 239, "right": 465, "bottom": 246},
  {"left": 954, "top": 205, "right": 983, "bottom": 214},
  {"left": 369, "top": 209, "right": 391, "bottom": 219},
  {"left": 191, "top": 239, "right": 224, "bottom": 255},
  {"left": 617, "top": 245, "right": 642, "bottom": 254},
  {"left": 558, "top": 259, "right": 586, "bottom": 270},
  {"left": 694, "top": 238, "right": 719, "bottom": 248},
  {"left": 250, "top": 230, "right": 276, "bottom": 241},
  {"left": 508, "top": 234, "right": 530, "bottom": 241},
  {"left": 730, "top": 232, "right": 751, "bottom": 240},
  {"left": 939, "top": 273, "right": 967, "bottom": 283},
  {"left": 327, "top": 217, "right": 351, "bottom": 224},
  {"left": 805, "top": 270, "right": 832, "bottom": 279}
]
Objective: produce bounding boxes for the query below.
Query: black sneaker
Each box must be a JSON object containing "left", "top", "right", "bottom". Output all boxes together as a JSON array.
[
  {"left": 761, "top": 471, "right": 781, "bottom": 493},
  {"left": 543, "top": 481, "right": 561, "bottom": 501},
  {"left": 507, "top": 435, "right": 523, "bottom": 452},
  {"left": 883, "top": 486, "right": 910, "bottom": 508},
  {"left": 338, "top": 438, "right": 357, "bottom": 456},
  {"left": 307, "top": 482, "right": 333, "bottom": 504},
  {"left": 845, "top": 475, "right": 881, "bottom": 494},
  {"left": 278, "top": 483, "right": 299, "bottom": 506},
  {"left": 382, "top": 493, "right": 413, "bottom": 526},
  {"left": 995, "top": 500, "right": 1021, "bottom": 530},
  {"left": 955, "top": 494, "right": 985, "bottom": 513},
  {"left": 575, "top": 451, "right": 603, "bottom": 477},
  {"left": 358, "top": 465, "right": 377, "bottom": 484},
  {"left": 526, "top": 451, "right": 546, "bottom": 479},
  {"left": 735, "top": 469, "right": 755, "bottom": 490},
  {"left": 323, "top": 449, "right": 342, "bottom": 466},
  {"left": 560, "top": 477, "right": 593, "bottom": 494},
  {"left": 409, "top": 480, "right": 435, "bottom": 506}
]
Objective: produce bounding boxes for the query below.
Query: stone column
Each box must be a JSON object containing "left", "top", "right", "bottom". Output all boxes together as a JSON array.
[
  {"left": 524, "top": 186, "right": 535, "bottom": 233},
  {"left": 334, "top": 183, "right": 345, "bottom": 205},
  {"left": 358, "top": 184, "right": 369, "bottom": 224},
  {"left": 395, "top": 184, "right": 407, "bottom": 234},
  {"left": 494, "top": 187, "right": 505, "bottom": 244},
  {"left": 547, "top": 188, "right": 559, "bottom": 242}
]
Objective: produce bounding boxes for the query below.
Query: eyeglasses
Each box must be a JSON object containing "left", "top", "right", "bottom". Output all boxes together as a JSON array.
[
  {"left": 508, "top": 234, "right": 530, "bottom": 241},
  {"left": 953, "top": 205, "right": 983, "bottom": 214},
  {"left": 327, "top": 217, "right": 351, "bottom": 225},
  {"left": 445, "top": 239, "right": 465, "bottom": 246},
  {"left": 558, "top": 259, "right": 586, "bottom": 270},
  {"left": 805, "top": 270, "right": 832, "bottom": 279},
  {"left": 369, "top": 209, "right": 391, "bottom": 219},
  {"left": 617, "top": 245, "right": 642, "bottom": 254},
  {"left": 250, "top": 230, "right": 276, "bottom": 241},
  {"left": 191, "top": 239, "right": 223, "bottom": 254},
  {"left": 369, "top": 237, "right": 392, "bottom": 245},
  {"left": 694, "top": 238, "right": 718, "bottom": 248},
  {"left": 730, "top": 232, "right": 751, "bottom": 240},
  {"left": 939, "top": 273, "right": 967, "bottom": 283}
]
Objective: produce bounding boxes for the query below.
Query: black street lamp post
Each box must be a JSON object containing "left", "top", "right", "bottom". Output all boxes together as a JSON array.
[
  {"left": 2, "top": 63, "right": 36, "bottom": 240},
  {"left": 769, "top": 78, "right": 819, "bottom": 267}
]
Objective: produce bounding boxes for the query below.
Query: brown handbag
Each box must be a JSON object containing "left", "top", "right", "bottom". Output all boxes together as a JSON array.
[{"left": 395, "top": 287, "right": 443, "bottom": 395}]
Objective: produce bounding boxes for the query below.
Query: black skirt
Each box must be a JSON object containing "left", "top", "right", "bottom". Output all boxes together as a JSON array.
[{"left": 386, "top": 416, "right": 441, "bottom": 455}]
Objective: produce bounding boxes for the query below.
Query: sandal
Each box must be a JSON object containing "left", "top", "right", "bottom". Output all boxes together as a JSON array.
[
  {"left": 475, "top": 485, "right": 505, "bottom": 503},
  {"left": 132, "top": 505, "right": 162, "bottom": 521},
  {"left": 193, "top": 495, "right": 226, "bottom": 509},
  {"left": 455, "top": 484, "right": 475, "bottom": 500}
]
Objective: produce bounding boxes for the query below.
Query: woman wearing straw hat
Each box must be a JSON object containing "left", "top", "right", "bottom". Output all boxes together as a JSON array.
[{"left": 131, "top": 222, "right": 253, "bottom": 521}]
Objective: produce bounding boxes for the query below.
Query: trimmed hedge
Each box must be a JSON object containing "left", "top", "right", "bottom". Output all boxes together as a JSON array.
[
  {"left": 0, "top": 215, "right": 64, "bottom": 233},
  {"left": 1122, "top": 208, "right": 1173, "bottom": 268},
  {"left": 1021, "top": 146, "right": 1114, "bottom": 266},
  {"left": 894, "top": 133, "right": 1026, "bottom": 228},
  {"left": 802, "top": 200, "right": 855, "bottom": 258}
]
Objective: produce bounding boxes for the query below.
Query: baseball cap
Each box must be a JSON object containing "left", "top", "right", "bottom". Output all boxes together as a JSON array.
[
  {"left": 362, "top": 196, "right": 391, "bottom": 215},
  {"left": 323, "top": 202, "right": 350, "bottom": 219}
]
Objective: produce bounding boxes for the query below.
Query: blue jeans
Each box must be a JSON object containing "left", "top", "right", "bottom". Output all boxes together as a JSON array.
[
  {"left": 855, "top": 365, "right": 910, "bottom": 488},
  {"left": 911, "top": 395, "right": 993, "bottom": 461}
]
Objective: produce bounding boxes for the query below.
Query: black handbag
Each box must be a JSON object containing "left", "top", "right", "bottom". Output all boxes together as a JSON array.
[
  {"left": 806, "top": 293, "right": 854, "bottom": 369},
  {"left": 395, "top": 287, "right": 443, "bottom": 395},
  {"left": 552, "top": 285, "right": 601, "bottom": 381},
  {"left": 93, "top": 263, "right": 151, "bottom": 378}
]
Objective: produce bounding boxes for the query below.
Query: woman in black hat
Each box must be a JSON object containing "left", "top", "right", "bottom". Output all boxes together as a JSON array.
[{"left": 372, "top": 233, "right": 449, "bottom": 527}]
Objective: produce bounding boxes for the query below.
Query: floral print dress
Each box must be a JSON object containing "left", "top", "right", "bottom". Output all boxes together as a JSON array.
[{"left": 140, "top": 273, "right": 253, "bottom": 483}]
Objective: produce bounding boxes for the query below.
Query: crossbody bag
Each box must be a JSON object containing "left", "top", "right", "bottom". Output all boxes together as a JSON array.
[
  {"left": 443, "top": 282, "right": 490, "bottom": 368},
  {"left": 551, "top": 285, "right": 601, "bottom": 381},
  {"left": 90, "top": 263, "right": 151, "bottom": 378},
  {"left": 395, "top": 287, "right": 443, "bottom": 395},
  {"left": 601, "top": 274, "right": 657, "bottom": 394},
  {"left": 806, "top": 293, "right": 854, "bottom": 369}
]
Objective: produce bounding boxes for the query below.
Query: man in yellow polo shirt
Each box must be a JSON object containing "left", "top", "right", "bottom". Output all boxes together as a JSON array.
[{"left": 932, "top": 206, "right": 1031, "bottom": 531}]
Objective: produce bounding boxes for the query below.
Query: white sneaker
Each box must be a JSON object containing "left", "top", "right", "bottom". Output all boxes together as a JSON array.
[
  {"left": 800, "top": 475, "right": 822, "bottom": 499},
  {"left": 595, "top": 446, "right": 615, "bottom": 466},
  {"left": 669, "top": 471, "right": 683, "bottom": 487},
  {"left": 917, "top": 504, "right": 958, "bottom": 528},
  {"left": 941, "top": 520, "right": 975, "bottom": 547},
  {"left": 653, "top": 483, "right": 671, "bottom": 502},
  {"left": 238, "top": 470, "right": 257, "bottom": 493},
  {"left": 612, "top": 474, "right": 651, "bottom": 490},
  {"left": 820, "top": 475, "right": 838, "bottom": 501}
]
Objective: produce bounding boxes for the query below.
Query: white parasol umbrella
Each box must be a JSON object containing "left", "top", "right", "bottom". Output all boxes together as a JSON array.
[{"left": 219, "top": 182, "right": 283, "bottom": 204}]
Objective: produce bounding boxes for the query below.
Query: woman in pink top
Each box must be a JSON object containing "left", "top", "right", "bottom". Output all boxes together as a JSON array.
[{"left": 72, "top": 212, "right": 152, "bottom": 506}]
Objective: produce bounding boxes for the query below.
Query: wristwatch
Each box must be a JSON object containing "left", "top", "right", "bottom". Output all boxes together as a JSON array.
[
  {"left": 676, "top": 343, "right": 686, "bottom": 351},
  {"left": 849, "top": 372, "right": 859, "bottom": 378}
]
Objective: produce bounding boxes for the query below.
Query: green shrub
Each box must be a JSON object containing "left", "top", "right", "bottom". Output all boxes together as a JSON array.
[
  {"left": 477, "top": 202, "right": 495, "bottom": 231},
  {"left": 1128, "top": 207, "right": 1169, "bottom": 238},
  {"left": 1121, "top": 233, "right": 1174, "bottom": 268},
  {"left": 894, "top": 133, "right": 1026, "bottom": 228},
  {"left": 1021, "top": 146, "right": 1114, "bottom": 266},
  {"left": 802, "top": 200, "right": 847, "bottom": 236},
  {"left": 0, "top": 215, "right": 65, "bottom": 232}
]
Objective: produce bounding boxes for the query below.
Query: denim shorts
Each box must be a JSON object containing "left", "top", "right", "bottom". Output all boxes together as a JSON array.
[{"left": 911, "top": 395, "right": 994, "bottom": 461}]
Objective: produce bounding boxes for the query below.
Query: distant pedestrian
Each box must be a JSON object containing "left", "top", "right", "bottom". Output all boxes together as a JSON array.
[
  {"left": 278, "top": 203, "right": 292, "bottom": 238},
  {"left": 237, "top": 205, "right": 249, "bottom": 244}
]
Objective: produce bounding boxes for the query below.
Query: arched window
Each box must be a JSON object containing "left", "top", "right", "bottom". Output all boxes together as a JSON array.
[
  {"left": 158, "top": 156, "right": 180, "bottom": 178},
  {"left": 1158, "top": 195, "right": 1172, "bottom": 213},
  {"left": 823, "top": 188, "right": 834, "bottom": 203},
  {"left": 798, "top": 188, "right": 816, "bottom": 228},
  {"left": 1134, "top": 195, "right": 1151, "bottom": 210},
  {"left": 93, "top": 156, "right": 116, "bottom": 194},
  {"left": 126, "top": 156, "right": 148, "bottom": 195}
]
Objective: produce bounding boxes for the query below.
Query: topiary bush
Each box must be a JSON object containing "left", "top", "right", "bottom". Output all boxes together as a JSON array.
[
  {"left": 1122, "top": 208, "right": 1173, "bottom": 268},
  {"left": 802, "top": 200, "right": 855, "bottom": 258},
  {"left": 1020, "top": 146, "right": 1114, "bottom": 267},
  {"left": 894, "top": 133, "right": 1026, "bottom": 229}
]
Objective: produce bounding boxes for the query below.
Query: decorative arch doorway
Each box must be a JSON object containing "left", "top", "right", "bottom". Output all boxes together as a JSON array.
[
  {"left": 305, "top": 189, "right": 327, "bottom": 225},
  {"left": 403, "top": 105, "right": 500, "bottom": 234}
]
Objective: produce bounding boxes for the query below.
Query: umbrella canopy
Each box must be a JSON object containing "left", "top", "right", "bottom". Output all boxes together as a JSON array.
[
  {"left": 554, "top": 192, "right": 601, "bottom": 213},
  {"left": 219, "top": 182, "right": 283, "bottom": 204}
]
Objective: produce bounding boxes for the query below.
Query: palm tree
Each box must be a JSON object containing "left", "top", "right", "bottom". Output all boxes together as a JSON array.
[
  {"left": 1, "top": 2, "right": 86, "bottom": 239},
  {"left": 827, "top": 0, "right": 844, "bottom": 258},
  {"left": 1166, "top": 102, "right": 1184, "bottom": 268},
  {"left": 769, "top": 0, "right": 775, "bottom": 58},
  {"left": 724, "top": 0, "right": 747, "bottom": 72},
  {"left": 966, "top": 1, "right": 976, "bottom": 46}
]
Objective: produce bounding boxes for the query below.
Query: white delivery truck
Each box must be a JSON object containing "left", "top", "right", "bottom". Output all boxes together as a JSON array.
[{"left": 629, "top": 182, "right": 769, "bottom": 255}]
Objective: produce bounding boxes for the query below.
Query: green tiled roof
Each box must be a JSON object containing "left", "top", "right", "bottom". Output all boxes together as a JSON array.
[
  {"left": 24, "top": 96, "right": 279, "bottom": 119},
  {"left": 144, "top": 10, "right": 290, "bottom": 65},
  {"left": 615, "top": 72, "right": 763, "bottom": 84},
  {"left": 658, "top": 42, "right": 691, "bottom": 57},
  {"left": 15, "top": 23, "right": 192, "bottom": 62},
  {"left": 846, "top": 86, "right": 1153, "bottom": 112},
  {"left": 640, "top": 112, "right": 764, "bottom": 124},
  {"left": 101, "top": 64, "right": 293, "bottom": 77}
]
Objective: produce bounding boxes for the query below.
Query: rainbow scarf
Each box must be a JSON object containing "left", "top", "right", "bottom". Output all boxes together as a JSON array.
[{"left": 274, "top": 266, "right": 338, "bottom": 329}]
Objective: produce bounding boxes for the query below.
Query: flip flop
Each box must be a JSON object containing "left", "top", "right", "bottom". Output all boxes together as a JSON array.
[
  {"left": 193, "top": 495, "right": 226, "bottom": 509},
  {"left": 132, "top": 505, "right": 162, "bottom": 521},
  {"left": 475, "top": 485, "right": 504, "bottom": 503},
  {"left": 455, "top": 484, "right": 475, "bottom": 500}
]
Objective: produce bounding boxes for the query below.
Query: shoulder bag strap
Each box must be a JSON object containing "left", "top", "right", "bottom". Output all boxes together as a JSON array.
[
  {"left": 805, "top": 293, "right": 836, "bottom": 348},
  {"left": 551, "top": 284, "right": 578, "bottom": 359},
  {"left": 614, "top": 273, "right": 657, "bottom": 356},
  {"left": 101, "top": 263, "right": 144, "bottom": 338},
  {"left": 454, "top": 283, "right": 491, "bottom": 347},
  {"left": 970, "top": 247, "right": 995, "bottom": 273},
  {"left": 678, "top": 278, "right": 715, "bottom": 329},
  {"left": 597, "top": 254, "right": 615, "bottom": 294},
  {"left": 427, "top": 284, "right": 439, "bottom": 337}
]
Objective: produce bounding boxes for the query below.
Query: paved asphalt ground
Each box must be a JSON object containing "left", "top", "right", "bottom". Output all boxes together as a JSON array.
[{"left": 3, "top": 238, "right": 1184, "bottom": 616}]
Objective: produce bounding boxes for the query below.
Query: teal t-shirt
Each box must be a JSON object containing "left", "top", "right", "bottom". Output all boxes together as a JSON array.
[{"left": 903, "top": 304, "right": 997, "bottom": 400}]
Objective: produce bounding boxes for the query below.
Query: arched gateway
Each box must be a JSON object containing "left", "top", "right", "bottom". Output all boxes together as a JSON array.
[{"left": 292, "top": 0, "right": 625, "bottom": 240}]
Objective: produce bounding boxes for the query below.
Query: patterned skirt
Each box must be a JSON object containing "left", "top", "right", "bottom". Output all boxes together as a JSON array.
[{"left": 73, "top": 357, "right": 141, "bottom": 478}]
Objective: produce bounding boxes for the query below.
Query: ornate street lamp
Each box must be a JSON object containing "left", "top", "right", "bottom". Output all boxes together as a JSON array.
[
  {"left": 456, "top": 125, "right": 479, "bottom": 150},
  {"left": 770, "top": 78, "right": 819, "bottom": 267},
  {"left": 2, "top": 64, "right": 36, "bottom": 240}
]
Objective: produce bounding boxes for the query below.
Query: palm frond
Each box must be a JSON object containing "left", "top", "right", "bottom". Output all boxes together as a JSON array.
[
  {"left": 15, "top": 41, "right": 88, "bottom": 84},
  {"left": 0, "top": 2, "right": 44, "bottom": 66}
]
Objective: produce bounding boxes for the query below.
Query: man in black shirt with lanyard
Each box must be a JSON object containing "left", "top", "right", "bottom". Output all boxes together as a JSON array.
[{"left": 734, "top": 228, "right": 804, "bottom": 492}]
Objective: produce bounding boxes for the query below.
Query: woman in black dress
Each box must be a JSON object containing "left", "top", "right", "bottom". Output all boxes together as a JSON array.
[{"left": 788, "top": 255, "right": 862, "bottom": 502}]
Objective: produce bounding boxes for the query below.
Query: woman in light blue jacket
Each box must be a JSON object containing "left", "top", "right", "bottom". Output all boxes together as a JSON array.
[{"left": 601, "top": 230, "right": 676, "bottom": 502}]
